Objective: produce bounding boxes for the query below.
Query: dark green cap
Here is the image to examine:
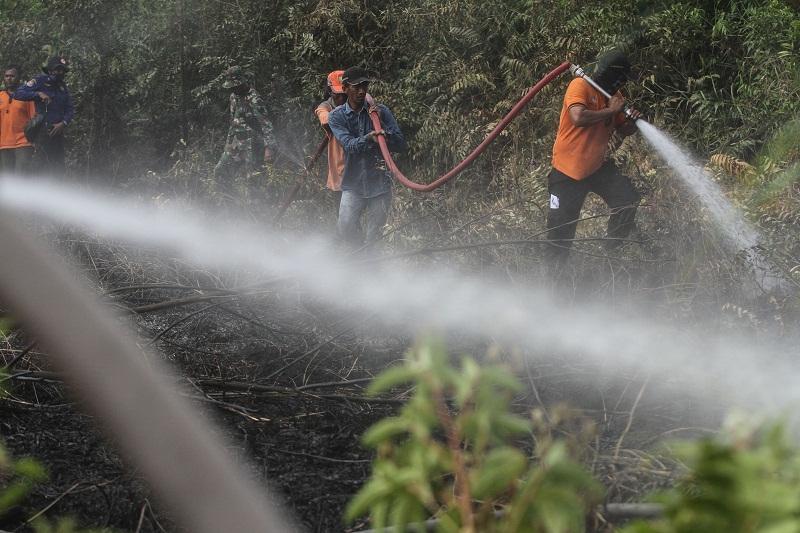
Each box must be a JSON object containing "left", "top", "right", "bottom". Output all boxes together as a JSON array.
[
  {"left": 221, "top": 66, "right": 254, "bottom": 89},
  {"left": 341, "top": 66, "right": 371, "bottom": 86},
  {"left": 595, "top": 50, "right": 633, "bottom": 81}
]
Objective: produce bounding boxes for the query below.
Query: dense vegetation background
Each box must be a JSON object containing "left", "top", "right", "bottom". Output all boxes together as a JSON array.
[
  {"left": 0, "top": 0, "right": 797, "bottom": 190},
  {"left": 1, "top": 2, "right": 800, "bottom": 531}
]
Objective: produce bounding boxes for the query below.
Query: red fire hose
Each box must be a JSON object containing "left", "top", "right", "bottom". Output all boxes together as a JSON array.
[
  {"left": 367, "top": 61, "right": 572, "bottom": 192},
  {"left": 276, "top": 61, "right": 571, "bottom": 222}
]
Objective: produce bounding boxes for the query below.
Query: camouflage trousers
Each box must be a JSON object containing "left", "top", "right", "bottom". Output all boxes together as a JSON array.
[{"left": 214, "top": 138, "right": 265, "bottom": 194}]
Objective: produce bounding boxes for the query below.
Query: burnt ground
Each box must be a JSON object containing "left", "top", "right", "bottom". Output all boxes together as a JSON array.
[{"left": 0, "top": 234, "right": 736, "bottom": 532}]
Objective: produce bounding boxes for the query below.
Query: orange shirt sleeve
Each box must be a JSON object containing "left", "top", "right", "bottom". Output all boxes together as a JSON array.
[
  {"left": 563, "top": 79, "right": 591, "bottom": 111},
  {"left": 315, "top": 104, "right": 331, "bottom": 126},
  {"left": 566, "top": 82, "right": 627, "bottom": 124}
]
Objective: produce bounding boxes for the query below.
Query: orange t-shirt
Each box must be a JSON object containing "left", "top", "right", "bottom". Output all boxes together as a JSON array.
[
  {"left": 314, "top": 100, "right": 345, "bottom": 191},
  {"left": 552, "top": 78, "right": 626, "bottom": 180},
  {"left": 0, "top": 91, "right": 35, "bottom": 149}
]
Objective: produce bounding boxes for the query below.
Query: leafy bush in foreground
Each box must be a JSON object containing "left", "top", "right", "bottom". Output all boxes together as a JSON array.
[
  {"left": 623, "top": 420, "right": 800, "bottom": 533},
  {"left": 351, "top": 339, "right": 800, "bottom": 533},
  {"left": 346, "top": 337, "right": 601, "bottom": 532}
]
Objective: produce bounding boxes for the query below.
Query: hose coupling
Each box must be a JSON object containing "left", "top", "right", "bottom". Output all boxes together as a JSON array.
[{"left": 569, "top": 64, "right": 586, "bottom": 79}]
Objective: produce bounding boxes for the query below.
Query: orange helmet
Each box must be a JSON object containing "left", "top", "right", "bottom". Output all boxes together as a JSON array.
[{"left": 326, "top": 70, "right": 345, "bottom": 95}]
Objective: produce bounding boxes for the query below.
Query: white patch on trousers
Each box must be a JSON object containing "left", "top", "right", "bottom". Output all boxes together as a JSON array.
[{"left": 549, "top": 194, "right": 559, "bottom": 209}]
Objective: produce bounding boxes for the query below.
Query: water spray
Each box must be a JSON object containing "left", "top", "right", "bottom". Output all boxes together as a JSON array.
[
  {"left": 1, "top": 177, "right": 798, "bottom": 414},
  {"left": 296, "top": 59, "right": 785, "bottom": 292},
  {"left": 570, "top": 63, "right": 787, "bottom": 291}
]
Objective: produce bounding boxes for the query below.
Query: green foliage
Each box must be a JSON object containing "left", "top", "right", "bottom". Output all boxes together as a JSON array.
[
  {"left": 1, "top": 437, "right": 108, "bottom": 531},
  {"left": 0, "top": 0, "right": 796, "bottom": 192},
  {"left": 750, "top": 119, "right": 800, "bottom": 204},
  {"left": 30, "top": 516, "right": 111, "bottom": 533},
  {"left": 0, "top": 444, "right": 48, "bottom": 515},
  {"left": 0, "top": 366, "right": 9, "bottom": 397},
  {"left": 0, "top": 317, "right": 17, "bottom": 396},
  {"left": 351, "top": 340, "right": 800, "bottom": 533},
  {"left": 32, "top": 518, "right": 83, "bottom": 533},
  {"left": 638, "top": 1, "right": 800, "bottom": 157},
  {"left": 348, "top": 337, "right": 602, "bottom": 532},
  {"left": 622, "top": 420, "right": 800, "bottom": 533}
]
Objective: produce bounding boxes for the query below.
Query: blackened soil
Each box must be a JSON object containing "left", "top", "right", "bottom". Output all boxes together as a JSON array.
[
  {"left": 0, "top": 240, "right": 707, "bottom": 532},
  {"left": 0, "top": 238, "right": 411, "bottom": 532},
  {"left": 2, "top": 323, "right": 402, "bottom": 533}
]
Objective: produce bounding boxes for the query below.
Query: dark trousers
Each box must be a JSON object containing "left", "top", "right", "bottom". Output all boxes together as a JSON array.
[
  {"left": 37, "top": 133, "right": 66, "bottom": 177},
  {"left": 546, "top": 162, "right": 640, "bottom": 262},
  {"left": 0, "top": 146, "right": 34, "bottom": 176}
]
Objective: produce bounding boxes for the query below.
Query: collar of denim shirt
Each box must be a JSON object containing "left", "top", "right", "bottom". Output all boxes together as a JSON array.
[{"left": 343, "top": 100, "right": 370, "bottom": 116}]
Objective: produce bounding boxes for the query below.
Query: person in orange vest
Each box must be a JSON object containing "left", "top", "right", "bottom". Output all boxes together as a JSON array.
[
  {"left": 0, "top": 65, "right": 36, "bottom": 175},
  {"left": 314, "top": 70, "right": 347, "bottom": 209},
  {"left": 547, "top": 50, "right": 642, "bottom": 264}
]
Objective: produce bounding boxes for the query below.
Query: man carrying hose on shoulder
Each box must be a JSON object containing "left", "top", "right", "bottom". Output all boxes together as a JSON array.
[
  {"left": 328, "top": 66, "right": 407, "bottom": 248},
  {"left": 547, "top": 50, "right": 641, "bottom": 265}
]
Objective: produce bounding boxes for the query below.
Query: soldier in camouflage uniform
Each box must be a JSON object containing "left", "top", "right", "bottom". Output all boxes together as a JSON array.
[{"left": 214, "top": 66, "right": 275, "bottom": 191}]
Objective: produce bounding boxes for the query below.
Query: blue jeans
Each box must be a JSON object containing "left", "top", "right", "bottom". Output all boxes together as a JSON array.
[{"left": 337, "top": 190, "right": 391, "bottom": 246}]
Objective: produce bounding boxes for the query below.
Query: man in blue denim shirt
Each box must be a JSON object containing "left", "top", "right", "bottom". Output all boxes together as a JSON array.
[{"left": 328, "top": 66, "right": 407, "bottom": 247}]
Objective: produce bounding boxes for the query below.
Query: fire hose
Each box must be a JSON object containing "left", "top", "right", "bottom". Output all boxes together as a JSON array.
[
  {"left": 276, "top": 61, "right": 572, "bottom": 220},
  {"left": 368, "top": 61, "right": 572, "bottom": 192}
]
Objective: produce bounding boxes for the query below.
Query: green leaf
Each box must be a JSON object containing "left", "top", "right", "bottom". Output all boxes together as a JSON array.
[
  {"left": 0, "top": 480, "right": 35, "bottom": 513},
  {"left": 480, "top": 367, "right": 523, "bottom": 394},
  {"left": 345, "top": 478, "right": 392, "bottom": 523},
  {"left": 371, "top": 500, "right": 389, "bottom": 530},
  {"left": 390, "top": 492, "right": 426, "bottom": 530},
  {"left": 15, "top": 457, "right": 48, "bottom": 482},
  {"left": 435, "top": 509, "right": 462, "bottom": 533},
  {"left": 494, "top": 413, "right": 532, "bottom": 436},
  {"left": 471, "top": 447, "right": 527, "bottom": 499},
  {"left": 367, "top": 365, "right": 418, "bottom": 396},
  {"left": 362, "top": 417, "right": 411, "bottom": 447},
  {"left": 761, "top": 520, "right": 800, "bottom": 533}
]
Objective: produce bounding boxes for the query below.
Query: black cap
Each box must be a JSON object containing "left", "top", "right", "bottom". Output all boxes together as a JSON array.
[
  {"left": 595, "top": 50, "right": 633, "bottom": 81},
  {"left": 341, "top": 66, "right": 370, "bottom": 86},
  {"left": 43, "top": 56, "right": 69, "bottom": 74}
]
